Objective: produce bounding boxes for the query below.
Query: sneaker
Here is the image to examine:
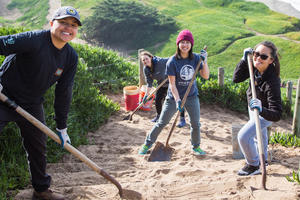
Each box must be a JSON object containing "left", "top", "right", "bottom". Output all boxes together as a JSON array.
[
  {"left": 33, "top": 189, "right": 64, "bottom": 200},
  {"left": 138, "top": 144, "right": 151, "bottom": 155},
  {"left": 192, "top": 146, "right": 206, "bottom": 155},
  {"left": 237, "top": 164, "right": 261, "bottom": 176},
  {"left": 151, "top": 115, "right": 160, "bottom": 122},
  {"left": 177, "top": 117, "right": 186, "bottom": 128}
]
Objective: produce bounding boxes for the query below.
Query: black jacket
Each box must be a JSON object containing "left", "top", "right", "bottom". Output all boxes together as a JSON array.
[
  {"left": 0, "top": 30, "right": 78, "bottom": 129},
  {"left": 233, "top": 59, "right": 282, "bottom": 122}
]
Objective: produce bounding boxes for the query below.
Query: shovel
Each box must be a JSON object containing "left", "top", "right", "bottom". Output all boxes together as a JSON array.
[
  {"left": 0, "top": 90, "right": 123, "bottom": 197},
  {"left": 123, "top": 78, "right": 168, "bottom": 121},
  {"left": 148, "top": 47, "right": 206, "bottom": 162},
  {"left": 247, "top": 53, "right": 267, "bottom": 190}
]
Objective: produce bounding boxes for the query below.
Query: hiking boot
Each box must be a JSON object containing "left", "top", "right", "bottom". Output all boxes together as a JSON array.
[
  {"left": 237, "top": 164, "right": 261, "bottom": 176},
  {"left": 151, "top": 115, "right": 160, "bottom": 122},
  {"left": 33, "top": 189, "right": 64, "bottom": 200},
  {"left": 138, "top": 144, "right": 151, "bottom": 155},
  {"left": 177, "top": 117, "right": 186, "bottom": 128},
  {"left": 192, "top": 146, "right": 206, "bottom": 155}
]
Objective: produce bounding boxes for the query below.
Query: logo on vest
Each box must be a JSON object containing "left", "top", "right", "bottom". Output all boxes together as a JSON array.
[{"left": 55, "top": 68, "right": 63, "bottom": 76}]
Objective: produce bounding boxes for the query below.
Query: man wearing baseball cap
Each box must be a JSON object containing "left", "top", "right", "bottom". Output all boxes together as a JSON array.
[{"left": 0, "top": 6, "right": 81, "bottom": 200}]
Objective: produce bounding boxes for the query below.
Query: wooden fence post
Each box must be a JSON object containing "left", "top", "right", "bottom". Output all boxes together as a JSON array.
[
  {"left": 138, "top": 49, "right": 146, "bottom": 88},
  {"left": 218, "top": 67, "right": 224, "bottom": 86},
  {"left": 292, "top": 79, "right": 300, "bottom": 137},
  {"left": 286, "top": 81, "right": 293, "bottom": 104}
]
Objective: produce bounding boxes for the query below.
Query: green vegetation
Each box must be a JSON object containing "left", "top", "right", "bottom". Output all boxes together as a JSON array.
[
  {"left": 7, "top": 0, "right": 49, "bottom": 29},
  {"left": 269, "top": 132, "right": 300, "bottom": 147},
  {"left": 286, "top": 161, "right": 300, "bottom": 184},
  {"left": 81, "top": 0, "right": 177, "bottom": 50}
]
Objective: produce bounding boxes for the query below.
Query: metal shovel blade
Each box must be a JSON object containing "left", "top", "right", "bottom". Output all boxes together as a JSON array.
[{"left": 148, "top": 141, "right": 175, "bottom": 162}]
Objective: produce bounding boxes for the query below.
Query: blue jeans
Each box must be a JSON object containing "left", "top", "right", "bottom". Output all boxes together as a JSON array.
[
  {"left": 145, "top": 95, "right": 201, "bottom": 148},
  {"left": 238, "top": 107, "right": 272, "bottom": 166}
]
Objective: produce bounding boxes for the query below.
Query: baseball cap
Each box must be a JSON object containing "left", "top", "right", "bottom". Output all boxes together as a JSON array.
[{"left": 52, "top": 6, "right": 82, "bottom": 26}]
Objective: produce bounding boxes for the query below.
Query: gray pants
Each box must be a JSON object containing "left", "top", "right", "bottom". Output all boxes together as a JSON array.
[
  {"left": 0, "top": 103, "right": 51, "bottom": 192},
  {"left": 145, "top": 95, "right": 201, "bottom": 147}
]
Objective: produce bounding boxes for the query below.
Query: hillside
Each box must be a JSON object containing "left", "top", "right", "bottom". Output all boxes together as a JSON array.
[{"left": 0, "top": 0, "right": 299, "bottom": 80}]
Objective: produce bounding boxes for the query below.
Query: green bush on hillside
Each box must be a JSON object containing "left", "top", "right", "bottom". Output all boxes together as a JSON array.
[
  {"left": 71, "top": 43, "right": 139, "bottom": 92},
  {"left": 7, "top": 0, "right": 49, "bottom": 29},
  {"left": 197, "top": 74, "right": 248, "bottom": 112},
  {"left": 81, "top": 0, "right": 177, "bottom": 50}
]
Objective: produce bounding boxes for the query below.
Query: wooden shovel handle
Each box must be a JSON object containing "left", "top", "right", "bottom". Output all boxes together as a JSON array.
[
  {"left": 166, "top": 46, "right": 207, "bottom": 146},
  {"left": 0, "top": 92, "right": 123, "bottom": 197},
  {"left": 247, "top": 54, "right": 267, "bottom": 190}
]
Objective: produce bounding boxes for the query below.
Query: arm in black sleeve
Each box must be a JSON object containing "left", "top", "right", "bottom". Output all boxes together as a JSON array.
[
  {"left": 233, "top": 59, "right": 250, "bottom": 83},
  {"left": 260, "top": 78, "right": 282, "bottom": 122},
  {"left": 54, "top": 58, "right": 78, "bottom": 129},
  {"left": 143, "top": 66, "right": 153, "bottom": 87},
  {"left": 0, "top": 31, "right": 37, "bottom": 56}
]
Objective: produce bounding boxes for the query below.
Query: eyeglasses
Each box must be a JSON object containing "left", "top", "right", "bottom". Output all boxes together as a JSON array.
[{"left": 253, "top": 51, "right": 269, "bottom": 60}]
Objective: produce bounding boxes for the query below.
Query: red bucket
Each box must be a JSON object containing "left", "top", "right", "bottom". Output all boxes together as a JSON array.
[
  {"left": 139, "top": 85, "right": 155, "bottom": 111},
  {"left": 123, "top": 86, "right": 139, "bottom": 111}
]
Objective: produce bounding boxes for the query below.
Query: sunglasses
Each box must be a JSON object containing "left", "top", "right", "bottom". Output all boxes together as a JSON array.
[{"left": 253, "top": 51, "right": 269, "bottom": 60}]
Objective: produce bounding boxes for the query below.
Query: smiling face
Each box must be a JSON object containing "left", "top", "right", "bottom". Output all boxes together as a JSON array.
[
  {"left": 141, "top": 54, "right": 152, "bottom": 67},
  {"left": 178, "top": 40, "right": 192, "bottom": 58},
  {"left": 253, "top": 44, "right": 274, "bottom": 74},
  {"left": 50, "top": 17, "right": 78, "bottom": 49}
]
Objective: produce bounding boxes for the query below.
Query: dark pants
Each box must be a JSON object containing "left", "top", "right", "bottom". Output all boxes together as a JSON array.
[
  {"left": 155, "top": 86, "right": 184, "bottom": 118},
  {"left": 0, "top": 103, "right": 51, "bottom": 192}
]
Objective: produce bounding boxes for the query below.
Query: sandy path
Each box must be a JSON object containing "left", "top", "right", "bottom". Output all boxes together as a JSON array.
[
  {"left": 14, "top": 93, "right": 300, "bottom": 200},
  {"left": 43, "top": 0, "right": 61, "bottom": 29}
]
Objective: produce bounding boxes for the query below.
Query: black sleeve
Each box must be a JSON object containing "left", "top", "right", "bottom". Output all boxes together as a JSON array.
[
  {"left": 54, "top": 54, "right": 78, "bottom": 129},
  {"left": 143, "top": 66, "right": 153, "bottom": 87},
  {"left": 260, "top": 78, "right": 282, "bottom": 122},
  {"left": 233, "top": 59, "right": 250, "bottom": 83},
  {"left": 0, "top": 31, "right": 38, "bottom": 56}
]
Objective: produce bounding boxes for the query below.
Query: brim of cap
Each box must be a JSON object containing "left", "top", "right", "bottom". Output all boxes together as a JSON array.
[{"left": 53, "top": 15, "right": 82, "bottom": 26}]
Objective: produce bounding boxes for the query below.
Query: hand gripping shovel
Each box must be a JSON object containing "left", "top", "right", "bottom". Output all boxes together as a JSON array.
[
  {"left": 123, "top": 78, "right": 168, "bottom": 121},
  {"left": 247, "top": 53, "right": 267, "bottom": 190},
  {"left": 148, "top": 47, "right": 206, "bottom": 162},
  {"left": 0, "top": 90, "right": 123, "bottom": 197}
]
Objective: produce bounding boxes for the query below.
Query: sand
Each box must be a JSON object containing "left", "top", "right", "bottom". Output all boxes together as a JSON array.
[{"left": 14, "top": 93, "right": 300, "bottom": 200}]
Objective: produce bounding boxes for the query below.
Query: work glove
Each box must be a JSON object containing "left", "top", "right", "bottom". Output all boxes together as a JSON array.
[
  {"left": 56, "top": 128, "right": 71, "bottom": 148},
  {"left": 200, "top": 49, "right": 208, "bottom": 65},
  {"left": 242, "top": 47, "right": 253, "bottom": 61},
  {"left": 176, "top": 100, "right": 184, "bottom": 113},
  {"left": 249, "top": 98, "right": 262, "bottom": 113},
  {"left": 142, "top": 95, "right": 148, "bottom": 104}
]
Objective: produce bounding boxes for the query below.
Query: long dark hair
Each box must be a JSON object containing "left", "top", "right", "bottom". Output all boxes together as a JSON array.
[
  {"left": 175, "top": 46, "right": 194, "bottom": 60},
  {"left": 254, "top": 41, "right": 280, "bottom": 77},
  {"left": 140, "top": 50, "right": 154, "bottom": 72}
]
